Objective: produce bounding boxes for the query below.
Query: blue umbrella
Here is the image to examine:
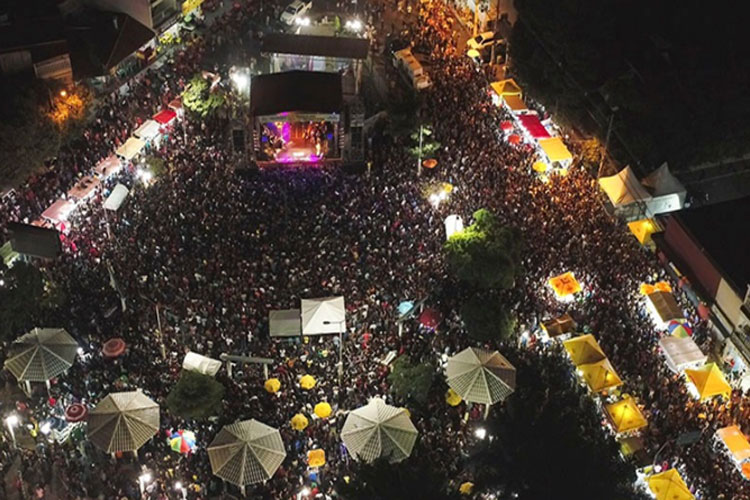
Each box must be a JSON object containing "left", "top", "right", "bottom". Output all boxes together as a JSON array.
[{"left": 398, "top": 301, "right": 415, "bottom": 317}]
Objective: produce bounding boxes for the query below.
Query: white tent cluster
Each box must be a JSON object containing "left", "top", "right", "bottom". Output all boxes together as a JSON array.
[{"left": 598, "top": 163, "right": 687, "bottom": 220}]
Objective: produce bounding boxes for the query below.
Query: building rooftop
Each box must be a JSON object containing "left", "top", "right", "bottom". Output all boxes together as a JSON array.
[
  {"left": 677, "top": 196, "right": 750, "bottom": 294},
  {"left": 261, "top": 33, "right": 369, "bottom": 60},
  {"left": 250, "top": 70, "right": 342, "bottom": 117}
]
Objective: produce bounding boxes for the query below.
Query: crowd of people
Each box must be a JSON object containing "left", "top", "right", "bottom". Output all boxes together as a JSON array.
[{"left": 2, "top": 0, "right": 750, "bottom": 498}]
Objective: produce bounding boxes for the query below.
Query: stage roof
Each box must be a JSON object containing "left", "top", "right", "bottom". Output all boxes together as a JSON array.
[
  {"left": 262, "top": 33, "right": 369, "bottom": 59},
  {"left": 251, "top": 71, "right": 342, "bottom": 117},
  {"left": 8, "top": 222, "right": 61, "bottom": 259}
]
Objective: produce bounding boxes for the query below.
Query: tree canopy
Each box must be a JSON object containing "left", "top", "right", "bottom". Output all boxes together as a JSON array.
[
  {"left": 0, "top": 262, "right": 46, "bottom": 342},
  {"left": 182, "top": 74, "right": 225, "bottom": 117},
  {"left": 166, "top": 370, "right": 225, "bottom": 419},
  {"left": 461, "top": 295, "right": 516, "bottom": 342},
  {"left": 387, "top": 355, "right": 435, "bottom": 406},
  {"left": 443, "top": 209, "right": 522, "bottom": 289}
]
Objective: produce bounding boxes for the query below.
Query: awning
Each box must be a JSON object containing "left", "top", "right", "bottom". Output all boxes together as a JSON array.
[
  {"left": 94, "top": 155, "right": 122, "bottom": 178},
  {"left": 269, "top": 309, "right": 301, "bottom": 337},
  {"left": 103, "top": 184, "right": 129, "bottom": 211},
  {"left": 518, "top": 114, "right": 550, "bottom": 139},
  {"left": 67, "top": 176, "right": 100, "bottom": 201},
  {"left": 538, "top": 137, "right": 572, "bottom": 164},
  {"left": 182, "top": 351, "right": 222, "bottom": 376},
  {"left": 133, "top": 119, "right": 161, "bottom": 140},
  {"left": 658, "top": 336, "right": 707, "bottom": 373},
  {"left": 645, "top": 291, "right": 683, "bottom": 326},
  {"left": 502, "top": 94, "right": 527, "bottom": 113},
  {"left": 42, "top": 199, "right": 75, "bottom": 223},
  {"left": 490, "top": 78, "right": 522, "bottom": 97},
  {"left": 116, "top": 137, "right": 146, "bottom": 160},
  {"left": 153, "top": 109, "right": 177, "bottom": 125}
]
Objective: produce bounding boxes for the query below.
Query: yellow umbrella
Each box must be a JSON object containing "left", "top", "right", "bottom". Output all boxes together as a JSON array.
[
  {"left": 264, "top": 378, "right": 281, "bottom": 393},
  {"left": 314, "top": 402, "right": 332, "bottom": 419},
  {"left": 532, "top": 161, "right": 548, "bottom": 173},
  {"left": 445, "top": 388, "right": 462, "bottom": 406},
  {"left": 290, "top": 413, "right": 308, "bottom": 431},
  {"left": 459, "top": 482, "right": 474, "bottom": 495},
  {"left": 308, "top": 448, "right": 326, "bottom": 467},
  {"left": 299, "top": 375, "right": 316, "bottom": 390}
]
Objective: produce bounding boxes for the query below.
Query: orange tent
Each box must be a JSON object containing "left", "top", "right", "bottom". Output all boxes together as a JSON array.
[
  {"left": 548, "top": 272, "right": 582, "bottom": 299},
  {"left": 716, "top": 425, "right": 750, "bottom": 463}
]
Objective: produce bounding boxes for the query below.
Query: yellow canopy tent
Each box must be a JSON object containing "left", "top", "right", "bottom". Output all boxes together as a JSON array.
[
  {"left": 299, "top": 375, "right": 316, "bottom": 390},
  {"left": 628, "top": 219, "right": 660, "bottom": 244},
  {"left": 685, "top": 363, "right": 731, "bottom": 400},
  {"left": 502, "top": 95, "right": 527, "bottom": 112},
  {"left": 490, "top": 78, "right": 522, "bottom": 97},
  {"left": 563, "top": 334, "right": 606, "bottom": 366},
  {"left": 716, "top": 425, "right": 750, "bottom": 463},
  {"left": 578, "top": 358, "right": 622, "bottom": 393},
  {"left": 647, "top": 469, "right": 694, "bottom": 500},
  {"left": 548, "top": 271, "right": 582, "bottom": 299},
  {"left": 606, "top": 396, "right": 647, "bottom": 434},
  {"left": 538, "top": 137, "right": 573, "bottom": 165}
]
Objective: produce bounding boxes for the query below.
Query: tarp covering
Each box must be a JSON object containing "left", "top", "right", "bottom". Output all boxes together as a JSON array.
[
  {"left": 502, "top": 94, "right": 527, "bottom": 112},
  {"left": 269, "top": 309, "right": 301, "bottom": 337},
  {"left": 103, "top": 184, "right": 129, "bottom": 211},
  {"left": 490, "top": 78, "right": 522, "bottom": 97},
  {"left": 563, "top": 334, "right": 606, "bottom": 366},
  {"left": 578, "top": 358, "right": 623, "bottom": 393},
  {"left": 445, "top": 347, "right": 516, "bottom": 405},
  {"left": 116, "top": 137, "right": 146, "bottom": 160},
  {"left": 88, "top": 391, "right": 160, "bottom": 453},
  {"left": 3, "top": 328, "right": 77, "bottom": 382},
  {"left": 598, "top": 166, "right": 652, "bottom": 207},
  {"left": 716, "top": 425, "right": 750, "bottom": 463},
  {"left": 94, "top": 155, "right": 122, "bottom": 178},
  {"left": 133, "top": 119, "right": 161, "bottom": 140},
  {"left": 67, "top": 176, "right": 100, "bottom": 201},
  {"left": 182, "top": 352, "right": 222, "bottom": 376},
  {"left": 8, "top": 222, "right": 61, "bottom": 259},
  {"left": 42, "top": 199, "right": 75, "bottom": 223},
  {"left": 153, "top": 109, "right": 177, "bottom": 125},
  {"left": 646, "top": 291, "right": 684, "bottom": 325},
  {"left": 606, "top": 396, "right": 647, "bottom": 434},
  {"left": 647, "top": 469, "right": 695, "bottom": 500},
  {"left": 685, "top": 363, "right": 731, "bottom": 400},
  {"left": 659, "top": 336, "right": 707, "bottom": 373},
  {"left": 518, "top": 114, "right": 550, "bottom": 139},
  {"left": 341, "top": 398, "right": 418, "bottom": 463},
  {"left": 207, "top": 419, "right": 286, "bottom": 486},
  {"left": 301, "top": 296, "right": 346, "bottom": 335},
  {"left": 538, "top": 137, "right": 573, "bottom": 164}
]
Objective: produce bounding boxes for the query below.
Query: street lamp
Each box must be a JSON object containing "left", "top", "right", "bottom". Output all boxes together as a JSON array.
[
  {"left": 5, "top": 414, "right": 19, "bottom": 448},
  {"left": 323, "top": 320, "right": 346, "bottom": 387},
  {"left": 138, "top": 472, "right": 152, "bottom": 495},
  {"left": 59, "top": 90, "right": 67, "bottom": 97}
]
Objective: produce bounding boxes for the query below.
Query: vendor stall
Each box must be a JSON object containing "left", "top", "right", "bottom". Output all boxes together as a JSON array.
[
  {"left": 94, "top": 155, "right": 122, "bottom": 179},
  {"left": 563, "top": 334, "right": 606, "bottom": 366},
  {"left": 578, "top": 357, "right": 622, "bottom": 393},
  {"left": 715, "top": 425, "right": 750, "bottom": 480},
  {"left": 42, "top": 199, "right": 75, "bottom": 224},
  {"left": 645, "top": 290, "right": 684, "bottom": 329},
  {"left": 116, "top": 137, "right": 146, "bottom": 161},
  {"left": 685, "top": 363, "right": 731, "bottom": 400},
  {"left": 627, "top": 218, "right": 660, "bottom": 245},
  {"left": 133, "top": 120, "right": 161, "bottom": 142},
  {"left": 502, "top": 95, "right": 528, "bottom": 114},
  {"left": 538, "top": 137, "right": 573, "bottom": 169},
  {"left": 67, "top": 176, "right": 100, "bottom": 202},
  {"left": 605, "top": 396, "right": 647, "bottom": 434},
  {"left": 541, "top": 313, "right": 577, "bottom": 340},
  {"left": 659, "top": 336, "right": 707, "bottom": 373},
  {"left": 647, "top": 469, "right": 694, "bottom": 500},
  {"left": 548, "top": 271, "right": 582, "bottom": 300},
  {"left": 153, "top": 109, "right": 177, "bottom": 126},
  {"left": 103, "top": 184, "right": 129, "bottom": 211},
  {"left": 518, "top": 114, "right": 551, "bottom": 140},
  {"left": 490, "top": 78, "right": 522, "bottom": 97}
]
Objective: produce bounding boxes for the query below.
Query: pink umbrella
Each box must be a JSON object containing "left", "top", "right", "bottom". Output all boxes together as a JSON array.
[
  {"left": 65, "top": 403, "right": 88, "bottom": 423},
  {"left": 102, "top": 338, "right": 126, "bottom": 358},
  {"left": 419, "top": 308, "right": 442, "bottom": 330}
]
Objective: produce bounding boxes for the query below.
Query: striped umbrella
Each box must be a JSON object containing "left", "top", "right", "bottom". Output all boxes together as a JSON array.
[
  {"left": 169, "top": 430, "right": 197, "bottom": 454},
  {"left": 668, "top": 321, "right": 692, "bottom": 338}
]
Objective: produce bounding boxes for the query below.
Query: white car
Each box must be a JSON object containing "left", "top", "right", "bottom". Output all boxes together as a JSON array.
[
  {"left": 280, "top": 0, "right": 312, "bottom": 25},
  {"left": 466, "top": 31, "right": 500, "bottom": 51}
]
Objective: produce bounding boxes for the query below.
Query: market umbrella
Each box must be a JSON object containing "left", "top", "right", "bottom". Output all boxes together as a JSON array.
[
  {"left": 264, "top": 378, "right": 281, "bottom": 393},
  {"left": 102, "top": 338, "right": 126, "bottom": 358},
  {"left": 314, "top": 402, "right": 332, "bottom": 419},
  {"left": 291, "top": 413, "right": 309, "bottom": 431},
  {"left": 299, "top": 375, "right": 316, "bottom": 390},
  {"left": 446, "top": 347, "right": 516, "bottom": 406},
  {"left": 64, "top": 403, "right": 88, "bottom": 423},
  {"left": 88, "top": 391, "right": 160, "bottom": 453},
  {"left": 341, "top": 398, "right": 418, "bottom": 463},
  {"left": 422, "top": 158, "right": 438, "bottom": 169},
  {"left": 647, "top": 469, "right": 694, "bottom": 500},
  {"left": 398, "top": 301, "right": 415, "bottom": 317},
  {"left": 419, "top": 308, "right": 442, "bottom": 329},
  {"left": 308, "top": 449, "right": 326, "bottom": 467},
  {"left": 169, "top": 430, "right": 196, "bottom": 454},
  {"left": 207, "top": 419, "right": 286, "bottom": 489},
  {"left": 445, "top": 388, "right": 462, "bottom": 407},
  {"left": 3, "top": 328, "right": 78, "bottom": 384},
  {"left": 668, "top": 321, "right": 692, "bottom": 338}
]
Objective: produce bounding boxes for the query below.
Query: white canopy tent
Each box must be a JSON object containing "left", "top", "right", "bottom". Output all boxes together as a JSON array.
[
  {"left": 116, "top": 137, "right": 146, "bottom": 161},
  {"left": 103, "top": 184, "right": 130, "bottom": 211},
  {"left": 659, "top": 336, "right": 707, "bottom": 373},
  {"left": 341, "top": 398, "right": 418, "bottom": 463},
  {"left": 183, "top": 351, "right": 222, "bottom": 376},
  {"left": 641, "top": 163, "right": 687, "bottom": 215},
  {"left": 598, "top": 166, "right": 652, "bottom": 207},
  {"left": 269, "top": 309, "right": 301, "bottom": 337},
  {"left": 301, "top": 297, "right": 346, "bottom": 335},
  {"left": 133, "top": 119, "right": 161, "bottom": 141},
  {"left": 444, "top": 215, "right": 464, "bottom": 240},
  {"left": 67, "top": 176, "right": 100, "bottom": 202},
  {"left": 94, "top": 155, "right": 122, "bottom": 178},
  {"left": 41, "top": 199, "right": 75, "bottom": 224}
]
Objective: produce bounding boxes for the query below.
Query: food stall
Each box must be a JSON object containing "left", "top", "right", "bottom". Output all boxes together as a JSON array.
[
  {"left": 538, "top": 137, "right": 573, "bottom": 170},
  {"left": 714, "top": 425, "right": 750, "bottom": 480},
  {"left": 658, "top": 336, "right": 707, "bottom": 373},
  {"left": 116, "top": 137, "right": 146, "bottom": 162},
  {"left": 94, "top": 155, "right": 122, "bottom": 179},
  {"left": 67, "top": 176, "right": 101, "bottom": 202}
]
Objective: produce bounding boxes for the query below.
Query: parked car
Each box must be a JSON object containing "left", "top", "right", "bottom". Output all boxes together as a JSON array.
[
  {"left": 280, "top": 0, "right": 312, "bottom": 25},
  {"left": 466, "top": 31, "right": 501, "bottom": 51}
]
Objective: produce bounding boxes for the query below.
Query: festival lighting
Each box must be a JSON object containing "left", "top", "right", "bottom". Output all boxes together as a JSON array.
[
  {"left": 345, "top": 19, "right": 362, "bottom": 31},
  {"left": 474, "top": 428, "right": 487, "bottom": 440},
  {"left": 5, "top": 414, "right": 19, "bottom": 447},
  {"left": 139, "top": 472, "right": 152, "bottom": 494},
  {"left": 230, "top": 68, "right": 250, "bottom": 94},
  {"left": 60, "top": 90, "right": 67, "bottom": 97},
  {"left": 295, "top": 16, "right": 310, "bottom": 26}
]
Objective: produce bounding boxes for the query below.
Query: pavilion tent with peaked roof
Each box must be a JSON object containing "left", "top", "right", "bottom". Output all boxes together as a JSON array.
[
  {"left": 340, "top": 398, "right": 418, "bottom": 463},
  {"left": 685, "top": 363, "right": 731, "bottom": 400},
  {"left": 605, "top": 396, "right": 647, "bottom": 434},
  {"left": 300, "top": 296, "right": 346, "bottom": 335},
  {"left": 490, "top": 78, "right": 522, "bottom": 97},
  {"left": 445, "top": 347, "right": 516, "bottom": 406},
  {"left": 88, "top": 391, "right": 160, "bottom": 454},
  {"left": 207, "top": 419, "right": 286, "bottom": 493},
  {"left": 3, "top": 328, "right": 78, "bottom": 392},
  {"left": 715, "top": 425, "right": 750, "bottom": 465},
  {"left": 578, "top": 358, "right": 623, "bottom": 393},
  {"left": 647, "top": 469, "right": 695, "bottom": 500},
  {"left": 563, "top": 334, "right": 606, "bottom": 366}
]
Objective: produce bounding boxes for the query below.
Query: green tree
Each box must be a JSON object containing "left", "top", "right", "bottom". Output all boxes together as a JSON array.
[
  {"left": 182, "top": 74, "right": 225, "bottom": 117},
  {"left": 336, "top": 458, "right": 460, "bottom": 500},
  {"left": 461, "top": 296, "right": 516, "bottom": 342},
  {"left": 0, "top": 262, "right": 45, "bottom": 341},
  {"left": 443, "top": 209, "right": 523, "bottom": 289},
  {"left": 166, "top": 370, "right": 225, "bottom": 419},
  {"left": 407, "top": 125, "right": 441, "bottom": 161},
  {"left": 387, "top": 356, "right": 434, "bottom": 406}
]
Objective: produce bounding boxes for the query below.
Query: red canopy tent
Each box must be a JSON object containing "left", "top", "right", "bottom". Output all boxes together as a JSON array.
[
  {"left": 518, "top": 115, "right": 550, "bottom": 139},
  {"left": 153, "top": 109, "right": 177, "bottom": 125},
  {"left": 500, "top": 120, "right": 514, "bottom": 132}
]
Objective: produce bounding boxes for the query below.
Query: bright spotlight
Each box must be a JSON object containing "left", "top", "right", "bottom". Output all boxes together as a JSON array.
[
  {"left": 346, "top": 19, "right": 362, "bottom": 31},
  {"left": 5, "top": 415, "right": 19, "bottom": 427},
  {"left": 474, "top": 428, "right": 487, "bottom": 440},
  {"left": 40, "top": 422, "right": 52, "bottom": 435},
  {"left": 295, "top": 16, "right": 310, "bottom": 26},
  {"left": 231, "top": 72, "right": 249, "bottom": 92}
]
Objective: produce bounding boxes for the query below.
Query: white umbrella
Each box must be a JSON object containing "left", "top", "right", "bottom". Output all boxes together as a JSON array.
[
  {"left": 341, "top": 398, "right": 418, "bottom": 463},
  {"left": 3, "top": 328, "right": 78, "bottom": 385},
  {"left": 446, "top": 347, "right": 516, "bottom": 405},
  {"left": 88, "top": 391, "right": 160, "bottom": 454}
]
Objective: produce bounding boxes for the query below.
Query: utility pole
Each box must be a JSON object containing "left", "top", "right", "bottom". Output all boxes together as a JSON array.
[
  {"left": 417, "top": 124, "right": 424, "bottom": 176},
  {"left": 598, "top": 107, "right": 618, "bottom": 178},
  {"left": 323, "top": 320, "right": 346, "bottom": 387}
]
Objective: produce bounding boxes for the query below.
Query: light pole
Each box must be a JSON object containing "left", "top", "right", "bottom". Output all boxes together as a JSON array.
[
  {"left": 597, "top": 106, "right": 618, "bottom": 178},
  {"left": 323, "top": 320, "right": 346, "bottom": 387},
  {"left": 5, "top": 414, "right": 19, "bottom": 448}
]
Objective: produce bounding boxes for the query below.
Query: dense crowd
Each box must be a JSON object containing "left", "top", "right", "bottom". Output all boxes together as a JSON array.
[{"left": 2, "top": 0, "right": 750, "bottom": 499}]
